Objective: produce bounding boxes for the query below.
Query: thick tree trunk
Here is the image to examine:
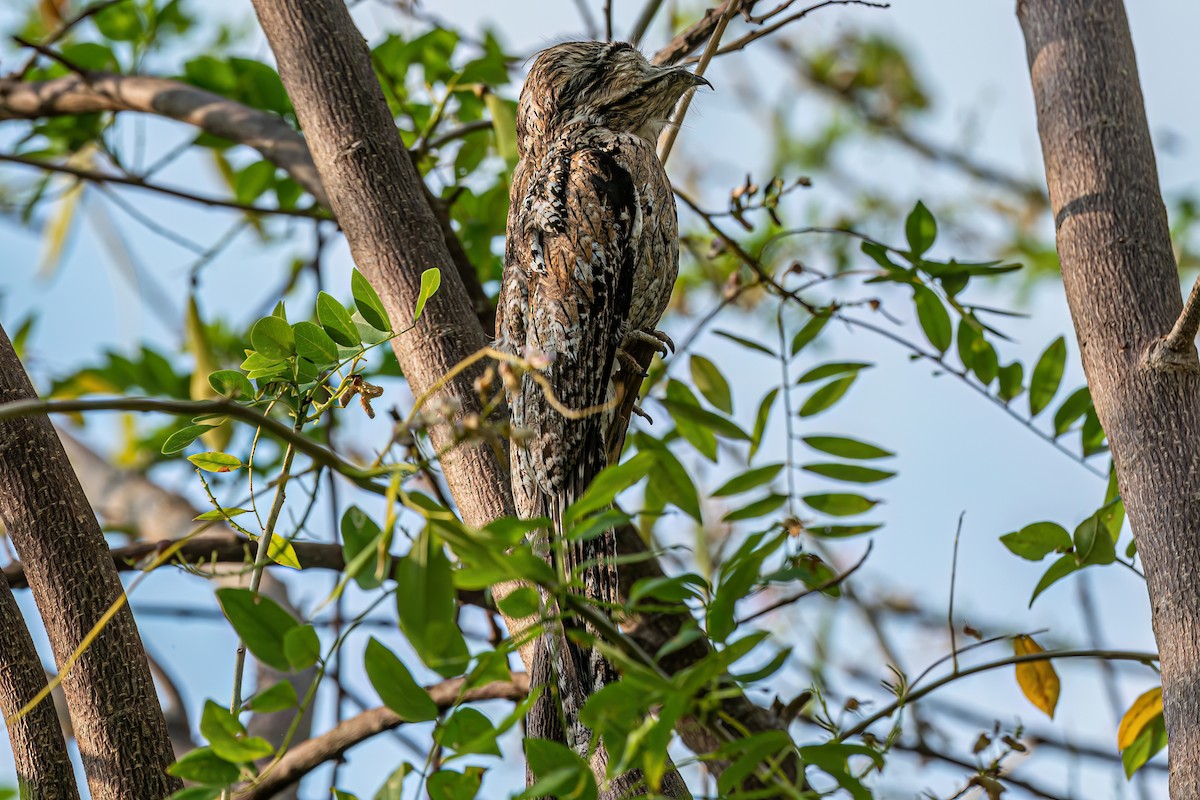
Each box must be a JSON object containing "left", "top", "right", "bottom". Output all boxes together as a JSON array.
[
  {"left": 0, "top": 573, "right": 80, "bottom": 800},
  {"left": 0, "top": 325, "right": 181, "bottom": 799},
  {"left": 1019, "top": 0, "right": 1200, "bottom": 793}
]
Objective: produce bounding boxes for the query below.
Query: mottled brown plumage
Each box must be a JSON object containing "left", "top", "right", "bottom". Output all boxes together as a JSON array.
[{"left": 497, "top": 41, "right": 706, "bottom": 776}]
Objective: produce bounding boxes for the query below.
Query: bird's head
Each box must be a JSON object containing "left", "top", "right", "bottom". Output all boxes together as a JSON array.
[{"left": 517, "top": 41, "right": 711, "bottom": 155}]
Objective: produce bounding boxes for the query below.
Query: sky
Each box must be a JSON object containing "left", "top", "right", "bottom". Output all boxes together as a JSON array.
[{"left": 2, "top": 0, "right": 1197, "bottom": 797}]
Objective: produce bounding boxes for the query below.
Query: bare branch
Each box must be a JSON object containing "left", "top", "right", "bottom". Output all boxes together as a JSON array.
[
  {"left": 0, "top": 152, "right": 327, "bottom": 218},
  {"left": 235, "top": 675, "right": 530, "bottom": 800}
]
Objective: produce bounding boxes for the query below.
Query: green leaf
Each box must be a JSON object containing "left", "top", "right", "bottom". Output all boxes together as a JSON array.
[
  {"left": 250, "top": 316, "right": 295, "bottom": 359},
  {"left": 564, "top": 451, "right": 654, "bottom": 526},
  {"left": 364, "top": 638, "right": 439, "bottom": 721},
  {"left": 723, "top": 494, "right": 789, "bottom": 522},
  {"left": 95, "top": 2, "right": 144, "bottom": 41},
  {"left": 802, "top": 435, "right": 893, "bottom": 460},
  {"left": 162, "top": 424, "right": 215, "bottom": 454},
  {"left": 283, "top": 624, "right": 321, "bottom": 670},
  {"left": 437, "top": 707, "right": 501, "bottom": 756},
  {"left": 913, "top": 285, "right": 951, "bottom": 353},
  {"left": 802, "top": 492, "right": 878, "bottom": 517},
  {"left": 665, "top": 380, "right": 717, "bottom": 462},
  {"left": 316, "top": 292, "right": 361, "bottom": 347},
  {"left": 239, "top": 352, "right": 286, "bottom": 375},
  {"left": 658, "top": 398, "right": 749, "bottom": 440},
  {"left": 167, "top": 789, "right": 223, "bottom": 800},
  {"left": 690, "top": 355, "right": 732, "bottom": 413},
  {"left": 1001, "top": 522, "right": 1072, "bottom": 561},
  {"left": 1029, "top": 336, "right": 1067, "bottom": 417},
  {"left": 199, "top": 701, "right": 274, "bottom": 764},
  {"left": 1122, "top": 715, "right": 1167, "bottom": 779},
  {"left": 194, "top": 507, "right": 251, "bottom": 521},
  {"left": 215, "top": 588, "right": 297, "bottom": 672},
  {"left": 373, "top": 763, "right": 414, "bottom": 800},
  {"left": 341, "top": 506, "right": 389, "bottom": 591},
  {"left": 496, "top": 585, "right": 542, "bottom": 618},
  {"left": 427, "top": 768, "right": 484, "bottom": 800},
  {"left": 208, "top": 370, "right": 255, "bottom": 399},
  {"left": 714, "top": 329, "right": 776, "bottom": 357},
  {"left": 807, "top": 524, "right": 883, "bottom": 538},
  {"left": 188, "top": 452, "right": 244, "bottom": 473},
  {"left": 1030, "top": 553, "right": 1079, "bottom": 607},
  {"left": 246, "top": 680, "right": 297, "bottom": 712},
  {"left": 802, "top": 462, "right": 895, "bottom": 483},
  {"left": 712, "top": 464, "right": 784, "bottom": 497},
  {"left": 790, "top": 315, "right": 829, "bottom": 355},
  {"left": 414, "top": 268, "right": 441, "bottom": 323},
  {"left": 905, "top": 200, "right": 937, "bottom": 257},
  {"left": 352, "top": 269, "right": 392, "bottom": 332},
  {"left": 799, "top": 375, "right": 857, "bottom": 417},
  {"left": 647, "top": 445, "right": 703, "bottom": 522},
  {"left": 796, "top": 361, "right": 871, "bottom": 384},
  {"left": 998, "top": 361, "right": 1024, "bottom": 402},
  {"left": 234, "top": 161, "right": 276, "bottom": 205},
  {"left": 1053, "top": 386, "right": 1091, "bottom": 437},
  {"left": 168, "top": 746, "right": 241, "bottom": 786},
  {"left": 395, "top": 534, "right": 471, "bottom": 677},
  {"left": 750, "top": 387, "right": 779, "bottom": 460},
  {"left": 1074, "top": 513, "right": 1116, "bottom": 566},
  {"left": 523, "top": 738, "right": 597, "bottom": 800},
  {"left": 293, "top": 321, "right": 338, "bottom": 366}
]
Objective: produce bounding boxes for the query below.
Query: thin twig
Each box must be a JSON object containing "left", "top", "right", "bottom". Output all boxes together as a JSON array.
[
  {"left": 948, "top": 511, "right": 964, "bottom": 673},
  {"left": 658, "top": 0, "right": 739, "bottom": 164},
  {"left": 688, "top": 0, "right": 890, "bottom": 63},
  {"left": 629, "top": 0, "right": 666, "bottom": 45},
  {"left": 0, "top": 153, "right": 328, "bottom": 219},
  {"left": 838, "top": 648, "right": 1159, "bottom": 742},
  {"left": 737, "top": 542, "right": 872, "bottom": 624},
  {"left": 10, "top": 0, "right": 125, "bottom": 79}
]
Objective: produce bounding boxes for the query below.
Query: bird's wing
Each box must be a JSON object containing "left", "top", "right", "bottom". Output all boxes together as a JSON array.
[{"left": 514, "top": 143, "right": 640, "bottom": 518}]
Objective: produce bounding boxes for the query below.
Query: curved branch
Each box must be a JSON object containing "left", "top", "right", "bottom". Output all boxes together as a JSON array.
[
  {"left": 0, "top": 70, "right": 491, "bottom": 322},
  {"left": 235, "top": 675, "right": 530, "bottom": 800},
  {"left": 0, "top": 71, "right": 327, "bottom": 202},
  {"left": 838, "top": 649, "right": 1160, "bottom": 742}
]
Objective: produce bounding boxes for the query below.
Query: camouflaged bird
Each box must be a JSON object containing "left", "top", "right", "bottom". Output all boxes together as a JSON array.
[{"left": 496, "top": 40, "right": 708, "bottom": 771}]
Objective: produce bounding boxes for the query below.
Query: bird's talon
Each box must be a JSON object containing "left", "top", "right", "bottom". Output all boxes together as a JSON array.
[{"left": 631, "top": 404, "right": 653, "bottom": 424}]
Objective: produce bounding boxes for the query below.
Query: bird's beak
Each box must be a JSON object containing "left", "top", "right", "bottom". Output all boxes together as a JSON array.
[{"left": 688, "top": 72, "right": 713, "bottom": 90}]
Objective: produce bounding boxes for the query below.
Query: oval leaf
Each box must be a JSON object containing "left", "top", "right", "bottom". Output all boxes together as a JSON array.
[
  {"left": 802, "top": 435, "right": 893, "bottom": 460},
  {"left": 250, "top": 315, "right": 295, "bottom": 360},
  {"left": 413, "top": 268, "right": 441, "bottom": 323},
  {"left": 1029, "top": 336, "right": 1067, "bottom": 417},
  {"left": 1118, "top": 687, "right": 1164, "bottom": 751},
  {"left": 799, "top": 375, "right": 857, "bottom": 418},
  {"left": 316, "top": 291, "right": 361, "bottom": 347},
  {"left": 802, "top": 492, "right": 878, "bottom": 516},
  {"left": 352, "top": 269, "right": 392, "bottom": 332},
  {"left": 364, "top": 637, "right": 439, "bottom": 721},
  {"left": 690, "top": 354, "right": 732, "bottom": 413},
  {"left": 1013, "top": 635, "right": 1060, "bottom": 719}
]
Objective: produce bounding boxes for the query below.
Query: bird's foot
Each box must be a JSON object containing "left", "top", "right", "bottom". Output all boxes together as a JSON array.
[
  {"left": 630, "top": 403, "right": 654, "bottom": 424},
  {"left": 625, "top": 328, "right": 675, "bottom": 357},
  {"left": 617, "top": 349, "right": 648, "bottom": 378}
]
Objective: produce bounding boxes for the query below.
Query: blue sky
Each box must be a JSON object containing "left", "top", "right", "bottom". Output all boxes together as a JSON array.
[{"left": 2, "top": 1, "right": 1195, "bottom": 797}]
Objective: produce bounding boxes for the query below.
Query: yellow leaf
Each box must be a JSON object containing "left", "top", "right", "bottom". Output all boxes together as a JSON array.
[
  {"left": 1117, "top": 686, "right": 1163, "bottom": 751},
  {"left": 484, "top": 92, "right": 518, "bottom": 168},
  {"left": 1013, "top": 635, "right": 1060, "bottom": 718}
]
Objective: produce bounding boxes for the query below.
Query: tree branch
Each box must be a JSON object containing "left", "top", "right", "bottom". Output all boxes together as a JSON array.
[
  {"left": 235, "top": 675, "right": 530, "bottom": 800},
  {"left": 0, "top": 572, "right": 81, "bottom": 800},
  {"left": 0, "top": 325, "right": 181, "bottom": 799},
  {"left": 0, "top": 71, "right": 492, "bottom": 325}
]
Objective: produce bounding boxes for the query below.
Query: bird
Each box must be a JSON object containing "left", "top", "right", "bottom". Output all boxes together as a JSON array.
[{"left": 496, "top": 40, "right": 709, "bottom": 775}]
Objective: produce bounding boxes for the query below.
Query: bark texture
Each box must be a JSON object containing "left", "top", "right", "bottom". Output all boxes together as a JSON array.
[
  {"left": 0, "top": 573, "right": 80, "bottom": 800},
  {"left": 0, "top": 326, "right": 181, "bottom": 799},
  {"left": 1019, "top": 0, "right": 1200, "bottom": 793}
]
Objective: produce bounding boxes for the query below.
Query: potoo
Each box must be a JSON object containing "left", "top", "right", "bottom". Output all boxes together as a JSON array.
[{"left": 497, "top": 40, "right": 709, "bottom": 769}]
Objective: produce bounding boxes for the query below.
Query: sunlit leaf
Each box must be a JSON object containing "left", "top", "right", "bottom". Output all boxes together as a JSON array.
[
  {"left": 1012, "top": 635, "right": 1059, "bottom": 719},
  {"left": 1118, "top": 687, "right": 1163, "bottom": 751}
]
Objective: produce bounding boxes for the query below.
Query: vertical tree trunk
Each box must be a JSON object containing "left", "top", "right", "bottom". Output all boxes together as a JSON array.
[
  {"left": 1019, "top": 0, "right": 1200, "bottom": 793},
  {"left": 0, "top": 573, "right": 80, "bottom": 800},
  {"left": 0, "top": 325, "right": 181, "bottom": 799}
]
